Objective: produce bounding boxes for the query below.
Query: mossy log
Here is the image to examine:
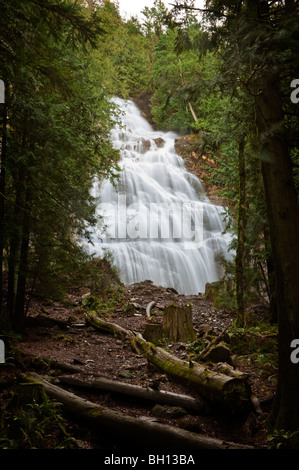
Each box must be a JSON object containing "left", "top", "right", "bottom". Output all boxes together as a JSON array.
[
  {"left": 22, "top": 372, "right": 253, "bottom": 449},
  {"left": 86, "top": 313, "right": 251, "bottom": 413},
  {"left": 163, "top": 304, "right": 196, "bottom": 342}
]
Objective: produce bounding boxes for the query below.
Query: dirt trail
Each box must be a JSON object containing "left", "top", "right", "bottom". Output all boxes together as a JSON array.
[{"left": 11, "top": 280, "right": 274, "bottom": 449}]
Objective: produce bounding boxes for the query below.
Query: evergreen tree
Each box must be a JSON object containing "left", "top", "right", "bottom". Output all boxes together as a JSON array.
[
  {"left": 182, "top": 0, "right": 299, "bottom": 433},
  {"left": 0, "top": 0, "right": 120, "bottom": 331}
]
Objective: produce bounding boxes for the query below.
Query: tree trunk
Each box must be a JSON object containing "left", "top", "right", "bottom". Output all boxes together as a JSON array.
[
  {"left": 7, "top": 172, "right": 25, "bottom": 320},
  {"left": 22, "top": 372, "right": 253, "bottom": 449},
  {"left": 235, "top": 136, "right": 247, "bottom": 327},
  {"left": 86, "top": 313, "right": 251, "bottom": 413},
  {"left": 264, "top": 224, "right": 277, "bottom": 323},
  {"left": 58, "top": 375, "right": 208, "bottom": 413},
  {"left": 0, "top": 101, "right": 8, "bottom": 330},
  {"left": 163, "top": 304, "right": 196, "bottom": 342},
  {"left": 13, "top": 188, "right": 30, "bottom": 332},
  {"left": 247, "top": 0, "right": 299, "bottom": 431}
]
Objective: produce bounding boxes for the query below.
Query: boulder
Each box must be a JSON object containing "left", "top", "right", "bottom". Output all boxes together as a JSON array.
[{"left": 154, "top": 137, "right": 165, "bottom": 148}]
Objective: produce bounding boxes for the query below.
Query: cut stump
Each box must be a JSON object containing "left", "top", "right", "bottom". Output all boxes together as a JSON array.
[{"left": 163, "top": 304, "right": 196, "bottom": 342}]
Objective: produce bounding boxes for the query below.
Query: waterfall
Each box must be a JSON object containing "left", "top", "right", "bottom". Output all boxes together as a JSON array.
[{"left": 87, "top": 97, "right": 234, "bottom": 295}]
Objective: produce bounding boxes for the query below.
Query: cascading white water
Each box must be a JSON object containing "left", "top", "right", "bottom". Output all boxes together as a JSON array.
[{"left": 87, "top": 97, "right": 234, "bottom": 295}]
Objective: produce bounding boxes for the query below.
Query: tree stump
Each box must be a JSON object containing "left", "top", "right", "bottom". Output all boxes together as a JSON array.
[
  {"left": 8, "top": 382, "right": 48, "bottom": 412},
  {"left": 143, "top": 322, "right": 163, "bottom": 345},
  {"left": 163, "top": 304, "right": 196, "bottom": 342}
]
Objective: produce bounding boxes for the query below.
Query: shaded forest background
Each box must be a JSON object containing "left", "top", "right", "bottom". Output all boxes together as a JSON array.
[{"left": 0, "top": 0, "right": 299, "bottom": 441}]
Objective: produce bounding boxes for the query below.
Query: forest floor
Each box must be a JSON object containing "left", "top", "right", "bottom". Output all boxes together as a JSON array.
[{"left": 1, "top": 279, "right": 278, "bottom": 451}]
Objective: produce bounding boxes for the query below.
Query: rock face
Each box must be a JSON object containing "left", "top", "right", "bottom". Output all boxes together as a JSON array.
[
  {"left": 142, "top": 139, "right": 151, "bottom": 153},
  {"left": 132, "top": 91, "right": 157, "bottom": 129},
  {"left": 174, "top": 134, "right": 227, "bottom": 207},
  {"left": 141, "top": 137, "right": 165, "bottom": 153}
]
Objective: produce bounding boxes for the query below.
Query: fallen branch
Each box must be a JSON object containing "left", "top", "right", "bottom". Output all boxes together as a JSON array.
[
  {"left": 146, "top": 301, "right": 156, "bottom": 318},
  {"left": 22, "top": 372, "right": 254, "bottom": 449},
  {"left": 58, "top": 375, "right": 210, "bottom": 413},
  {"left": 85, "top": 313, "right": 252, "bottom": 413},
  {"left": 25, "top": 314, "right": 69, "bottom": 330},
  {"left": 13, "top": 348, "right": 84, "bottom": 374}
]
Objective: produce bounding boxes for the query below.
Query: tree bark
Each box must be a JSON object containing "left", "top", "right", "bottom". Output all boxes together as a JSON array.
[
  {"left": 86, "top": 313, "right": 251, "bottom": 413},
  {"left": 163, "top": 304, "right": 197, "bottom": 342},
  {"left": 58, "top": 375, "right": 208, "bottom": 413},
  {"left": 14, "top": 188, "right": 30, "bottom": 332},
  {"left": 0, "top": 102, "right": 8, "bottom": 330},
  {"left": 246, "top": 0, "right": 299, "bottom": 431},
  {"left": 22, "top": 372, "right": 253, "bottom": 449},
  {"left": 235, "top": 136, "right": 247, "bottom": 327}
]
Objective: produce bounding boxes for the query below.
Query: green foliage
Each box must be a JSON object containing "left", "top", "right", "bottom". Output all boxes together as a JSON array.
[
  {"left": 186, "top": 339, "right": 207, "bottom": 356},
  {"left": 89, "top": 3, "right": 154, "bottom": 99},
  {"left": 151, "top": 26, "right": 202, "bottom": 132},
  {"left": 82, "top": 290, "right": 122, "bottom": 318},
  {"left": 228, "top": 323, "right": 278, "bottom": 354},
  {"left": 142, "top": 0, "right": 170, "bottom": 38},
  {"left": 0, "top": 399, "right": 77, "bottom": 449},
  {"left": 0, "top": 0, "right": 121, "bottom": 328},
  {"left": 268, "top": 429, "right": 299, "bottom": 450}
]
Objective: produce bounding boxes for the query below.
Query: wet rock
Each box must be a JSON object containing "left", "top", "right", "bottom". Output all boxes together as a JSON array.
[
  {"left": 141, "top": 139, "right": 151, "bottom": 152},
  {"left": 154, "top": 137, "right": 165, "bottom": 148}
]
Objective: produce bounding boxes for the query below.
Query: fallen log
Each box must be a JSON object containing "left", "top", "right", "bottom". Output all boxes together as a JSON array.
[
  {"left": 85, "top": 313, "right": 252, "bottom": 413},
  {"left": 12, "top": 348, "right": 84, "bottom": 374},
  {"left": 58, "top": 375, "right": 210, "bottom": 413},
  {"left": 25, "top": 314, "right": 69, "bottom": 330},
  {"left": 146, "top": 301, "right": 156, "bottom": 318},
  {"left": 22, "top": 372, "right": 254, "bottom": 449}
]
